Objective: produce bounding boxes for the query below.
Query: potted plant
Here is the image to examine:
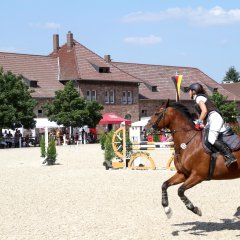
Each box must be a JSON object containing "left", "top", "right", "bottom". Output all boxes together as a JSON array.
[
  {"left": 103, "top": 130, "right": 114, "bottom": 169},
  {"left": 46, "top": 138, "right": 57, "bottom": 165},
  {"left": 40, "top": 135, "right": 46, "bottom": 158},
  {"left": 99, "top": 131, "right": 107, "bottom": 150}
]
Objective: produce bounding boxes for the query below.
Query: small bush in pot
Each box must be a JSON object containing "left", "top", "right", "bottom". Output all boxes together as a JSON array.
[
  {"left": 40, "top": 135, "right": 46, "bottom": 158},
  {"left": 46, "top": 138, "right": 57, "bottom": 165}
]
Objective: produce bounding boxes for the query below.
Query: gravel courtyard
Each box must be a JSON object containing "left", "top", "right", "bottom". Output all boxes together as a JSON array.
[{"left": 0, "top": 144, "right": 239, "bottom": 240}]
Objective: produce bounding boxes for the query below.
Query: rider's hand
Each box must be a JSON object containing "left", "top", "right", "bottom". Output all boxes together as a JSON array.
[{"left": 194, "top": 119, "right": 204, "bottom": 130}]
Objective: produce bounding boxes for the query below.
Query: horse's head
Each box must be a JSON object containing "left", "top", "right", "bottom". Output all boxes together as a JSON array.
[{"left": 145, "top": 100, "right": 171, "bottom": 133}]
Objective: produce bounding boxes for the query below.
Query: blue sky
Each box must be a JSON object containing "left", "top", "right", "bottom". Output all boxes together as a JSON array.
[{"left": 0, "top": 0, "right": 240, "bottom": 83}]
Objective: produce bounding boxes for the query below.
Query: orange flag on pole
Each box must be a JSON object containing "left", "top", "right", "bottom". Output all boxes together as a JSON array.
[
  {"left": 175, "top": 75, "right": 183, "bottom": 97},
  {"left": 171, "top": 74, "right": 183, "bottom": 102}
]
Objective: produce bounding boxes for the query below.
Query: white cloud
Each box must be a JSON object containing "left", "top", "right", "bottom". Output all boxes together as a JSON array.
[
  {"left": 124, "top": 35, "right": 162, "bottom": 45},
  {"left": 122, "top": 6, "right": 240, "bottom": 26},
  {"left": 29, "top": 22, "right": 61, "bottom": 29}
]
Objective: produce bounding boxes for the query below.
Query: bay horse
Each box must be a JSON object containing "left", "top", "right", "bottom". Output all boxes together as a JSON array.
[{"left": 145, "top": 100, "right": 240, "bottom": 218}]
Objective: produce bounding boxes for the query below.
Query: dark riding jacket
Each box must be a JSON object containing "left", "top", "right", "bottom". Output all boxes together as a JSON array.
[{"left": 194, "top": 94, "right": 220, "bottom": 121}]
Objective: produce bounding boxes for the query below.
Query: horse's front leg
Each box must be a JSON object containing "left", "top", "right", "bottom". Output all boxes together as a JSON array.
[
  {"left": 162, "top": 172, "right": 186, "bottom": 218},
  {"left": 178, "top": 174, "right": 203, "bottom": 216}
]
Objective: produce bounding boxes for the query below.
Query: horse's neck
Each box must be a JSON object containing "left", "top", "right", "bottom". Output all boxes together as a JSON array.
[{"left": 168, "top": 113, "right": 195, "bottom": 143}]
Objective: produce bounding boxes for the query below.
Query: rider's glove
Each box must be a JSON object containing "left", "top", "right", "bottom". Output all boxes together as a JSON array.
[{"left": 194, "top": 119, "right": 204, "bottom": 130}]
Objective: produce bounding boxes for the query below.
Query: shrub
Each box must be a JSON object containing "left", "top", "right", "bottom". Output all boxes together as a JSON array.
[
  {"left": 99, "top": 131, "right": 107, "bottom": 149},
  {"left": 46, "top": 138, "right": 57, "bottom": 165},
  {"left": 104, "top": 130, "right": 115, "bottom": 162},
  {"left": 40, "top": 135, "right": 46, "bottom": 157}
]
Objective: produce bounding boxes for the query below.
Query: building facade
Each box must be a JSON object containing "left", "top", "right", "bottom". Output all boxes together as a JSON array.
[{"left": 0, "top": 31, "right": 239, "bottom": 130}]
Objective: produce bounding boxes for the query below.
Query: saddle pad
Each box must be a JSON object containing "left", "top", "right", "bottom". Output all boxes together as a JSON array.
[{"left": 202, "top": 127, "right": 240, "bottom": 153}]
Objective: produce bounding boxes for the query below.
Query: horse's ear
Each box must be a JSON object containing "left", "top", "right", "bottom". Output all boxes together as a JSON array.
[{"left": 165, "top": 99, "right": 170, "bottom": 108}]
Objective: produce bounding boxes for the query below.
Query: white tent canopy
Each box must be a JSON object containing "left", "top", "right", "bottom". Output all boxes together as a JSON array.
[
  {"left": 131, "top": 118, "right": 150, "bottom": 127},
  {"left": 35, "top": 118, "right": 63, "bottom": 128},
  {"left": 34, "top": 118, "right": 63, "bottom": 151}
]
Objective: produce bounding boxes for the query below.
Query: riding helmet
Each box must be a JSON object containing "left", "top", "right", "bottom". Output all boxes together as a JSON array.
[{"left": 188, "top": 83, "right": 204, "bottom": 94}]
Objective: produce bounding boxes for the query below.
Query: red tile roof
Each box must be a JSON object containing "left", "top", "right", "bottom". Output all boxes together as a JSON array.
[
  {"left": 50, "top": 40, "right": 141, "bottom": 83},
  {"left": 0, "top": 52, "right": 64, "bottom": 98},
  {"left": 113, "top": 62, "right": 240, "bottom": 101},
  {"left": 221, "top": 82, "right": 240, "bottom": 97}
]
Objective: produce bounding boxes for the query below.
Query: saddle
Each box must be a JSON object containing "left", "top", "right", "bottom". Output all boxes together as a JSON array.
[
  {"left": 202, "top": 126, "right": 240, "bottom": 154},
  {"left": 202, "top": 126, "right": 240, "bottom": 180}
]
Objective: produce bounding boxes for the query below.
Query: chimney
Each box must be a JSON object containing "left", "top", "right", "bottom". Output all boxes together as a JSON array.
[
  {"left": 53, "top": 34, "right": 59, "bottom": 51},
  {"left": 104, "top": 55, "right": 111, "bottom": 63},
  {"left": 67, "top": 31, "right": 74, "bottom": 48}
]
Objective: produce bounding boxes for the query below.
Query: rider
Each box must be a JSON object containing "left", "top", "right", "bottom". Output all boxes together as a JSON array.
[{"left": 188, "top": 83, "right": 237, "bottom": 167}]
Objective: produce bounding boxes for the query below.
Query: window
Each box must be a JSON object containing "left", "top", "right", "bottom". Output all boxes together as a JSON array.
[
  {"left": 91, "top": 90, "right": 96, "bottom": 101},
  {"left": 86, "top": 90, "right": 96, "bottom": 101},
  {"left": 152, "top": 86, "right": 157, "bottom": 92},
  {"left": 125, "top": 114, "right": 131, "bottom": 120},
  {"left": 99, "top": 67, "right": 110, "bottom": 73},
  {"left": 105, "top": 91, "right": 109, "bottom": 104},
  {"left": 86, "top": 90, "right": 91, "bottom": 101},
  {"left": 127, "top": 91, "right": 132, "bottom": 104},
  {"left": 109, "top": 90, "right": 114, "bottom": 104},
  {"left": 122, "top": 91, "right": 133, "bottom": 104},
  {"left": 30, "top": 80, "right": 38, "bottom": 88},
  {"left": 38, "top": 109, "right": 43, "bottom": 117},
  {"left": 105, "top": 90, "right": 115, "bottom": 104},
  {"left": 122, "top": 91, "right": 127, "bottom": 104},
  {"left": 141, "top": 110, "right": 148, "bottom": 117}
]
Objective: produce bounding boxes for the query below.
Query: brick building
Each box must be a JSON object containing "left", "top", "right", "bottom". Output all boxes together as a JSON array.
[{"left": 0, "top": 31, "right": 239, "bottom": 130}]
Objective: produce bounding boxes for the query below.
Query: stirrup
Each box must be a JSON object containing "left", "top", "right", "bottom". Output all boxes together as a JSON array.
[{"left": 225, "top": 157, "right": 237, "bottom": 167}]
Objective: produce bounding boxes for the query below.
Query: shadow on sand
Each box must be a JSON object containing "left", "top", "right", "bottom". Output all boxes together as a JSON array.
[{"left": 171, "top": 218, "right": 240, "bottom": 237}]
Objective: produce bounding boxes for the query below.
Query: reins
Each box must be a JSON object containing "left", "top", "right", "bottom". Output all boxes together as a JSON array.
[{"left": 150, "top": 106, "right": 200, "bottom": 176}]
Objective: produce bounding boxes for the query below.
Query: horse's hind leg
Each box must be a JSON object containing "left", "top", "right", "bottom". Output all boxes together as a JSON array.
[
  {"left": 178, "top": 174, "right": 203, "bottom": 216},
  {"left": 234, "top": 207, "right": 240, "bottom": 219},
  {"left": 162, "top": 172, "right": 186, "bottom": 218}
]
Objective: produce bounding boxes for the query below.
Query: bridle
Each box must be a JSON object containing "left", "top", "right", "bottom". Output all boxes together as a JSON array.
[
  {"left": 151, "top": 107, "right": 198, "bottom": 134},
  {"left": 151, "top": 108, "right": 167, "bottom": 131}
]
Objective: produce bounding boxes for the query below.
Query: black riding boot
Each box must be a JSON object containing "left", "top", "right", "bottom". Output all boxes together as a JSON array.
[{"left": 213, "top": 139, "right": 237, "bottom": 167}]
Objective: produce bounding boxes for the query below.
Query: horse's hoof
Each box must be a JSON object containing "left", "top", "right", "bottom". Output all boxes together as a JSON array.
[
  {"left": 234, "top": 208, "right": 240, "bottom": 219},
  {"left": 164, "top": 207, "right": 173, "bottom": 218},
  {"left": 193, "top": 207, "right": 202, "bottom": 216}
]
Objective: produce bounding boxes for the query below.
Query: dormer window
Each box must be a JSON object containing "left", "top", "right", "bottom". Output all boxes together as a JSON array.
[
  {"left": 152, "top": 86, "right": 157, "bottom": 92},
  {"left": 99, "top": 67, "right": 110, "bottom": 73},
  {"left": 213, "top": 88, "right": 218, "bottom": 93},
  {"left": 30, "top": 80, "right": 38, "bottom": 88},
  {"left": 89, "top": 61, "right": 110, "bottom": 73}
]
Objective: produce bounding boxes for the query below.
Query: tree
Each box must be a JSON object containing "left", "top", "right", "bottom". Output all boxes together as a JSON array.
[
  {"left": 210, "top": 92, "right": 238, "bottom": 123},
  {"left": 43, "top": 81, "right": 103, "bottom": 128},
  {"left": 223, "top": 66, "right": 240, "bottom": 83},
  {"left": 0, "top": 67, "right": 37, "bottom": 133}
]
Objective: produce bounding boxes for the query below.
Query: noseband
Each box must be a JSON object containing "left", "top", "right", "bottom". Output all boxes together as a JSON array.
[{"left": 152, "top": 108, "right": 166, "bottom": 130}]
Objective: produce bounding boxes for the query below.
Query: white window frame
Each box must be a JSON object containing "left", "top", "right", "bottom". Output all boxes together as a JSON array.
[
  {"left": 86, "top": 90, "right": 97, "bottom": 101},
  {"left": 86, "top": 90, "right": 91, "bottom": 101},
  {"left": 127, "top": 91, "right": 132, "bottom": 104},
  {"left": 109, "top": 90, "right": 115, "bottom": 104},
  {"left": 105, "top": 91, "right": 109, "bottom": 104},
  {"left": 91, "top": 90, "right": 96, "bottom": 101},
  {"left": 122, "top": 91, "right": 127, "bottom": 104}
]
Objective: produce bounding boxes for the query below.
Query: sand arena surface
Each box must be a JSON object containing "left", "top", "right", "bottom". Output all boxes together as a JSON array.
[{"left": 0, "top": 144, "right": 239, "bottom": 240}]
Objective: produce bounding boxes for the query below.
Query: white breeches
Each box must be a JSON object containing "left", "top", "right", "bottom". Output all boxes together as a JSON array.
[{"left": 207, "top": 111, "right": 227, "bottom": 145}]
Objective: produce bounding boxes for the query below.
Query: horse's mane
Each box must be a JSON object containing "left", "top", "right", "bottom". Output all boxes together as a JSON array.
[{"left": 168, "top": 102, "right": 195, "bottom": 125}]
